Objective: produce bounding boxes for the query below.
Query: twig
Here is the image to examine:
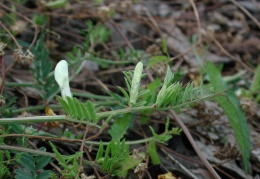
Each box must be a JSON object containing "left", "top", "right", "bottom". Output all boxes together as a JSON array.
[
  {"left": 0, "top": 55, "right": 5, "bottom": 95},
  {"left": 84, "top": 147, "right": 102, "bottom": 179},
  {"left": 28, "top": 26, "right": 39, "bottom": 50},
  {"left": 161, "top": 148, "right": 199, "bottom": 179},
  {"left": 0, "top": 144, "right": 56, "bottom": 158},
  {"left": 169, "top": 110, "right": 221, "bottom": 179},
  {"left": 5, "top": 61, "right": 17, "bottom": 73},
  {"left": 0, "top": 3, "right": 39, "bottom": 49},
  {"left": 206, "top": 31, "right": 254, "bottom": 72},
  {"left": 143, "top": 7, "right": 162, "bottom": 35},
  {"left": 229, "top": 0, "right": 260, "bottom": 29},
  {"left": 75, "top": 125, "right": 89, "bottom": 179},
  {"left": 110, "top": 20, "right": 134, "bottom": 49},
  {"left": 0, "top": 21, "right": 21, "bottom": 49},
  {"left": 0, "top": 130, "right": 180, "bottom": 146},
  {"left": 188, "top": 0, "right": 202, "bottom": 43}
]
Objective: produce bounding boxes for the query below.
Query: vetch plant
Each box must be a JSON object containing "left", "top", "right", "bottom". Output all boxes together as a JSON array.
[
  {"left": 0, "top": 60, "right": 251, "bottom": 178},
  {"left": 54, "top": 60, "right": 72, "bottom": 99}
]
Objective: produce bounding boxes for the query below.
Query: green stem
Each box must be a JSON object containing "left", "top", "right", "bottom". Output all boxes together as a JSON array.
[
  {"left": 1, "top": 93, "right": 217, "bottom": 127},
  {"left": 97, "top": 92, "right": 216, "bottom": 119},
  {"left": 72, "top": 91, "right": 113, "bottom": 100},
  {"left": 12, "top": 104, "right": 61, "bottom": 114},
  {"left": 84, "top": 136, "right": 155, "bottom": 146},
  {"left": 0, "top": 145, "right": 95, "bottom": 166},
  {"left": 97, "top": 106, "right": 153, "bottom": 119},
  {"left": 5, "top": 82, "right": 41, "bottom": 88},
  {"left": 0, "top": 145, "right": 56, "bottom": 157},
  {"left": 0, "top": 115, "right": 101, "bottom": 128},
  {"left": 0, "top": 132, "right": 171, "bottom": 146},
  {"left": 11, "top": 100, "right": 117, "bottom": 114}
]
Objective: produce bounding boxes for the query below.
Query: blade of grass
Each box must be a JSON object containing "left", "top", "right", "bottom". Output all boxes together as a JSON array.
[{"left": 206, "top": 62, "right": 250, "bottom": 173}]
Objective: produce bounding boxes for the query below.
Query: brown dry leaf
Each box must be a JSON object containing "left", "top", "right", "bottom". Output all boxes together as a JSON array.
[
  {"left": 45, "top": 106, "right": 59, "bottom": 128},
  {"left": 158, "top": 172, "right": 180, "bottom": 179},
  {"left": 0, "top": 9, "right": 4, "bottom": 18},
  {"left": 10, "top": 20, "right": 27, "bottom": 35},
  {"left": 45, "top": 40, "right": 58, "bottom": 51}
]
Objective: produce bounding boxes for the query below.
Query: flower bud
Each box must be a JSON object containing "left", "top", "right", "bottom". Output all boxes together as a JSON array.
[{"left": 54, "top": 60, "right": 72, "bottom": 99}]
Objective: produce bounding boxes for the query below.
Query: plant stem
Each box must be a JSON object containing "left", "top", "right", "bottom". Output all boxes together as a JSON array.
[
  {"left": 0, "top": 115, "right": 101, "bottom": 128},
  {"left": 12, "top": 104, "right": 61, "bottom": 114},
  {"left": 170, "top": 110, "right": 220, "bottom": 179},
  {"left": 97, "top": 106, "right": 153, "bottom": 118},
  {"left": 83, "top": 136, "right": 157, "bottom": 146},
  {"left": 0, "top": 132, "right": 170, "bottom": 146},
  {"left": 0, "top": 144, "right": 95, "bottom": 166},
  {"left": 5, "top": 82, "right": 41, "bottom": 88},
  {"left": 0, "top": 145, "right": 56, "bottom": 158},
  {"left": 1, "top": 93, "right": 217, "bottom": 125},
  {"left": 76, "top": 125, "right": 89, "bottom": 179},
  {"left": 72, "top": 91, "right": 113, "bottom": 100}
]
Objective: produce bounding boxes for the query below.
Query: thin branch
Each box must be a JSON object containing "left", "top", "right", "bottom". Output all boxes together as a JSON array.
[
  {"left": 0, "top": 21, "right": 21, "bottom": 49},
  {"left": 206, "top": 30, "right": 254, "bottom": 72},
  {"left": 229, "top": 0, "right": 260, "bottom": 29},
  {"left": 0, "top": 3, "right": 39, "bottom": 49},
  {"left": 170, "top": 110, "right": 221, "bottom": 179},
  {"left": 0, "top": 55, "right": 6, "bottom": 95},
  {"left": 84, "top": 147, "right": 102, "bottom": 178},
  {"left": 188, "top": 0, "right": 202, "bottom": 43},
  {"left": 110, "top": 20, "right": 134, "bottom": 49},
  {"left": 0, "top": 145, "right": 56, "bottom": 158},
  {"left": 75, "top": 125, "right": 89, "bottom": 179}
]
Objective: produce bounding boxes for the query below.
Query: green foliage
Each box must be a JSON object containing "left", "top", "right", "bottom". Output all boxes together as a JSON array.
[
  {"left": 15, "top": 152, "right": 53, "bottom": 179},
  {"left": 130, "top": 62, "right": 144, "bottom": 106},
  {"left": 49, "top": 142, "right": 83, "bottom": 178},
  {"left": 108, "top": 114, "right": 133, "bottom": 140},
  {"left": 107, "top": 91, "right": 128, "bottom": 108},
  {"left": 142, "top": 78, "right": 162, "bottom": 105},
  {"left": 0, "top": 164, "right": 11, "bottom": 179},
  {"left": 66, "top": 46, "right": 86, "bottom": 74},
  {"left": 206, "top": 62, "right": 250, "bottom": 173},
  {"left": 33, "top": 14, "right": 48, "bottom": 27},
  {"left": 95, "top": 140, "right": 140, "bottom": 176},
  {"left": 0, "top": 96, "right": 16, "bottom": 117},
  {"left": 119, "top": 64, "right": 149, "bottom": 107},
  {"left": 147, "top": 55, "right": 168, "bottom": 68},
  {"left": 44, "top": 0, "right": 68, "bottom": 9},
  {"left": 58, "top": 96, "right": 99, "bottom": 123},
  {"left": 112, "top": 48, "right": 145, "bottom": 62},
  {"left": 148, "top": 141, "right": 160, "bottom": 165},
  {"left": 11, "top": 0, "right": 29, "bottom": 4},
  {"left": 243, "top": 64, "right": 260, "bottom": 102},
  {"left": 139, "top": 79, "right": 161, "bottom": 122},
  {"left": 148, "top": 118, "right": 181, "bottom": 165},
  {"left": 2, "top": 5, "right": 17, "bottom": 26},
  {"left": 156, "top": 65, "right": 213, "bottom": 108},
  {"left": 32, "top": 34, "right": 59, "bottom": 101},
  {"left": 161, "top": 37, "right": 168, "bottom": 54},
  {"left": 83, "top": 20, "right": 110, "bottom": 48},
  {"left": 149, "top": 128, "right": 172, "bottom": 145}
]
